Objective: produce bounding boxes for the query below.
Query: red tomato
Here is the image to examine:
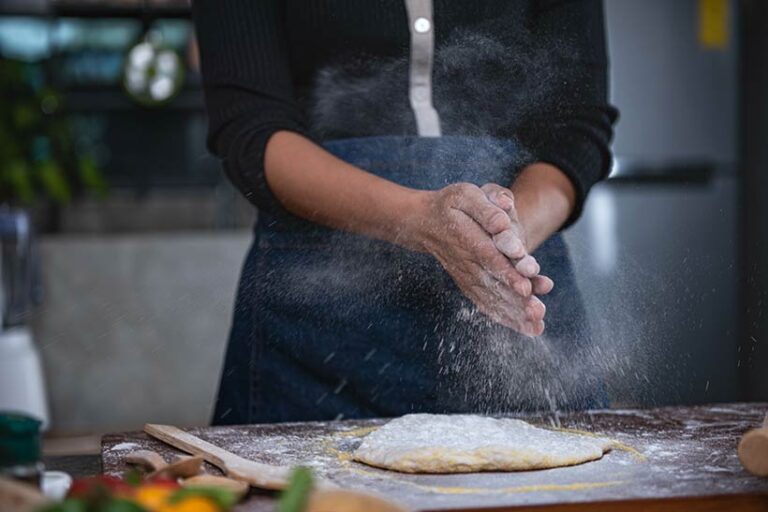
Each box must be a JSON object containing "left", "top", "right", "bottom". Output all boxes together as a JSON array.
[
  {"left": 68, "top": 475, "right": 133, "bottom": 498},
  {"left": 142, "top": 477, "right": 181, "bottom": 489}
]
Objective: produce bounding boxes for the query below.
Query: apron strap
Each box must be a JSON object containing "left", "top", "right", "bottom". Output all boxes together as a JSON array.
[{"left": 405, "top": 0, "right": 442, "bottom": 137}]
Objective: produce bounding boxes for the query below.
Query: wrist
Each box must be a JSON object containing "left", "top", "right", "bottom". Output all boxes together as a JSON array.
[
  {"left": 392, "top": 189, "right": 434, "bottom": 252},
  {"left": 511, "top": 163, "right": 576, "bottom": 251}
]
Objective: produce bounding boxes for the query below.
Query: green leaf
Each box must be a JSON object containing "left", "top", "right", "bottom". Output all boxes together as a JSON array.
[
  {"left": 123, "top": 468, "right": 143, "bottom": 487},
  {"left": 13, "top": 103, "right": 38, "bottom": 129},
  {"left": 277, "top": 467, "right": 314, "bottom": 512},
  {"left": 37, "top": 160, "right": 71, "bottom": 203},
  {"left": 37, "top": 498, "right": 88, "bottom": 512},
  {"left": 78, "top": 155, "right": 108, "bottom": 196},
  {"left": 5, "top": 160, "right": 36, "bottom": 203}
]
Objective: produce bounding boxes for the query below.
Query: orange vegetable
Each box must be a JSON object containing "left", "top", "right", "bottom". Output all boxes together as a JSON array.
[
  {"left": 133, "top": 483, "right": 177, "bottom": 510},
  {"left": 157, "top": 496, "right": 220, "bottom": 512}
]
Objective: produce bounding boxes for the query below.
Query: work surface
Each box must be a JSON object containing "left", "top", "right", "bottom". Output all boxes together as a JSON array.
[{"left": 103, "top": 403, "right": 768, "bottom": 511}]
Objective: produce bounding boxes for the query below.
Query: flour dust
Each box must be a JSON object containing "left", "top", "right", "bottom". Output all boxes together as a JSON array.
[{"left": 254, "top": 21, "right": 668, "bottom": 417}]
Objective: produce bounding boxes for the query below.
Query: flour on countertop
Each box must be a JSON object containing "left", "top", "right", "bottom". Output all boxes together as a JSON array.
[{"left": 109, "top": 442, "right": 141, "bottom": 451}]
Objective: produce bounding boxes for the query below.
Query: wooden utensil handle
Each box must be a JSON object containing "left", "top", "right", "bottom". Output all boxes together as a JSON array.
[
  {"left": 125, "top": 450, "right": 167, "bottom": 471},
  {"left": 144, "top": 424, "right": 245, "bottom": 471},
  {"left": 738, "top": 426, "right": 768, "bottom": 477},
  {"left": 144, "top": 423, "right": 332, "bottom": 491}
]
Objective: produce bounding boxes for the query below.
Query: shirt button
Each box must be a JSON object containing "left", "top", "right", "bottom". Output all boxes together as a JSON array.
[{"left": 414, "top": 17, "right": 431, "bottom": 33}]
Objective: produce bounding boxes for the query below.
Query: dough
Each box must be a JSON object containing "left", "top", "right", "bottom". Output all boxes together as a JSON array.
[{"left": 352, "top": 414, "right": 612, "bottom": 473}]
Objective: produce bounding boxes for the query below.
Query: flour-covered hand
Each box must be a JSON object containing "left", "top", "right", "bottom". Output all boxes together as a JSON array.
[
  {"left": 480, "top": 183, "right": 554, "bottom": 296},
  {"left": 405, "top": 183, "right": 545, "bottom": 336}
]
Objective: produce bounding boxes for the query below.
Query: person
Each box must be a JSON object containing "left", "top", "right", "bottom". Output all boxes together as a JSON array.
[{"left": 191, "top": 0, "right": 618, "bottom": 425}]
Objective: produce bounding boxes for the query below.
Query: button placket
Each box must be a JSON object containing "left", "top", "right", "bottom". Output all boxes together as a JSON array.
[{"left": 405, "top": 0, "right": 441, "bottom": 137}]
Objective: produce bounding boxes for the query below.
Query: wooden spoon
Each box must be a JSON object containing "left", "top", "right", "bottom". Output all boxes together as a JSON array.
[
  {"left": 181, "top": 474, "right": 249, "bottom": 500},
  {"left": 144, "top": 424, "right": 295, "bottom": 490},
  {"left": 126, "top": 450, "right": 204, "bottom": 479},
  {"left": 125, "top": 450, "right": 167, "bottom": 472},
  {"left": 147, "top": 455, "right": 204, "bottom": 479}
]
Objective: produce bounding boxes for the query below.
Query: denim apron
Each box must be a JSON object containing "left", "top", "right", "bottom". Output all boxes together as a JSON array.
[{"left": 212, "top": 136, "right": 607, "bottom": 425}]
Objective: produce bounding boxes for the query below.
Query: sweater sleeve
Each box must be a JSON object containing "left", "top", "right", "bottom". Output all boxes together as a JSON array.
[
  {"left": 191, "top": 0, "right": 308, "bottom": 212},
  {"left": 518, "top": 0, "right": 618, "bottom": 227}
]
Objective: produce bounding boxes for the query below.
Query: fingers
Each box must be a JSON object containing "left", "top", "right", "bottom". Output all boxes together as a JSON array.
[
  {"left": 458, "top": 261, "right": 546, "bottom": 335},
  {"left": 493, "top": 230, "right": 526, "bottom": 260},
  {"left": 476, "top": 242, "right": 532, "bottom": 296},
  {"left": 525, "top": 296, "right": 546, "bottom": 322},
  {"left": 495, "top": 230, "right": 543, "bottom": 283},
  {"left": 481, "top": 295, "right": 546, "bottom": 337},
  {"left": 452, "top": 184, "right": 511, "bottom": 235},
  {"left": 478, "top": 185, "right": 536, "bottom": 276},
  {"left": 492, "top": 257, "right": 532, "bottom": 297},
  {"left": 532, "top": 275, "right": 554, "bottom": 295},
  {"left": 515, "top": 254, "right": 540, "bottom": 278},
  {"left": 511, "top": 274, "right": 532, "bottom": 297},
  {"left": 480, "top": 183, "right": 518, "bottom": 221},
  {"left": 462, "top": 225, "right": 533, "bottom": 297},
  {"left": 432, "top": 186, "right": 551, "bottom": 337},
  {"left": 454, "top": 185, "right": 538, "bottom": 282},
  {"left": 521, "top": 320, "right": 546, "bottom": 337}
]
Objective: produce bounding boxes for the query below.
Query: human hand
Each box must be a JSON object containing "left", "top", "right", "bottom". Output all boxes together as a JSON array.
[
  {"left": 479, "top": 183, "right": 554, "bottom": 296},
  {"left": 406, "top": 183, "right": 546, "bottom": 336}
]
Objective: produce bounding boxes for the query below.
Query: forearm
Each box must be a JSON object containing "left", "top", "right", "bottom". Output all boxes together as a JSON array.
[
  {"left": 511, "top": 163, "right": 577, "bottom": 252},
  {"left": 265, "top": 130, "right": 548, "bottom": 334},
  {"left": 264, "top": 130, "right": 427, "bottom": 250}
]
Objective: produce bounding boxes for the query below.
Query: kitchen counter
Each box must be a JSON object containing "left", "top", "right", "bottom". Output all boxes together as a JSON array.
[
  {"left": 102, "top": 403, "right": 768, "bottom": 511},
  {"left": 44, "top": 455, "right": 100, "bottom": 478}
]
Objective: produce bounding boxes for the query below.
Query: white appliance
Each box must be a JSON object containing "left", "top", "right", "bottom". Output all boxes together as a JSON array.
[{"left": 0, "top": 209, "right": 49, "bottom": 428}]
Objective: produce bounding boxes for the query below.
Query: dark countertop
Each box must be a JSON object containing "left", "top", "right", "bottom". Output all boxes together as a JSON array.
[
  {"left": 44, "top": 455, "right": 100, "bottom": 478},
  {"left": 100, "top": 403, "right": 768, "bottom": 511}
]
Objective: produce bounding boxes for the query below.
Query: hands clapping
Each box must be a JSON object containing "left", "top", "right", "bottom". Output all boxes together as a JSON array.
[{"left": 412, "top": 183, "right": 551, "bottom": 336}]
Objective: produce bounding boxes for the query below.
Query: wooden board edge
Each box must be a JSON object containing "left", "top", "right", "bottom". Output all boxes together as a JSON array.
[{"left": 422, "top": 493, "right": 768, "bottom": 512}]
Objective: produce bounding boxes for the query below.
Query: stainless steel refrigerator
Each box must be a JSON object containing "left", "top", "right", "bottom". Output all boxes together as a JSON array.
[{"left": 565, "top": 0, "right": 741, "bottom": 406}]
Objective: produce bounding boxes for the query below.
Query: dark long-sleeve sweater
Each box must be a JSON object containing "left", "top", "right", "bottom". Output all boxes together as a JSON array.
[{"left": 191, "top": 0, "right": 618, "bottom": 225}]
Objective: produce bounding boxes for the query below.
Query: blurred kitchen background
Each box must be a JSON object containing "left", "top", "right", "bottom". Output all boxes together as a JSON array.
[{"left": 0, "top": 0, "right": 766, "bottom": 453}]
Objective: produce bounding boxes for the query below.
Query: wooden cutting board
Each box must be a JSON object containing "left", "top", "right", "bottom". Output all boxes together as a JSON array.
[{"left": 102, "top": 403, "right": 768, "bottom": 511}]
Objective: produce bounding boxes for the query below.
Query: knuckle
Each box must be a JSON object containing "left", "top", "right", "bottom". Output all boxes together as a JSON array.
[
  {"left": 444, "top": 183, "right": 475, "bottom": 205},
  {"left": 441, "top": 184, "right": 460, "bottom": 199},
  {"left": 480, "top": 183, "right": 499, "bottom": 194},
  {"left": 449, "top": 182, "right": 474, "bottom": 196},
  {"left": 487, "top": 210, "right": 510, "bottom": 231}
]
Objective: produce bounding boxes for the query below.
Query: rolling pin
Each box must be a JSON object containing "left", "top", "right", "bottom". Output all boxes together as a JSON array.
[{"left": 738, "top": 412, "right": 768, "bottom": 476}]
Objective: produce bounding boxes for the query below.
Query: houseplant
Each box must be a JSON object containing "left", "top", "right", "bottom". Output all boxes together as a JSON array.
[{"left": 0, "top": 57, "right": 106, "bottom": 206}]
